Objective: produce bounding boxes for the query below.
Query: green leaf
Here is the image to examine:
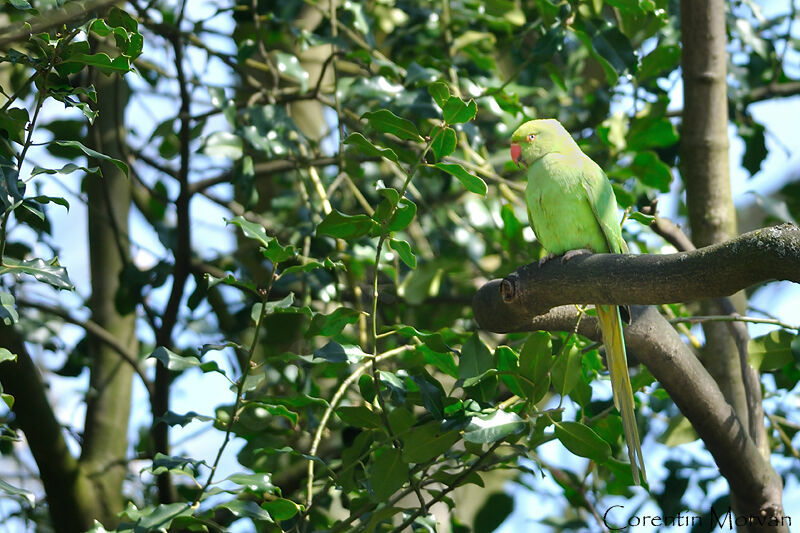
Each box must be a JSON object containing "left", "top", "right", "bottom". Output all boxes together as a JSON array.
[
  {"left": 628, "top": 211, "right": 655, "bottom": 225},
  {"left": 218, "top": 500, "right": 273, "bottom": 522},
  {"left": 0, "top": 347, "right": 16, "bottom": 364},
  {"left": 474, "top": 493, "right": 515, "bottom": 533},
  {"left": 202, "top": 131, "right": 243, "bottom": 159},
  {"left": 554, "top": 421, "right": 612, "bottom": 463},
  {"left": 463, "top": 410, "right": 526, "bottom": 443},
  {"left": 313, "top": 341, "right": 368, "bottom": 364},
  {"left": 627, "top": 117, "right": 679, "bottom": 150},
  {"left": 389, "top": 237, "right": 417, "bottom": 268},
  {"left": 336, "top": 405, "right": 383, "bottom": 428},
  {"left": 262, "top": 499, "right": 303, "bottom": 521},
  {"left": 639, "top": 44, "right": 681, "bottom": 80},
  {"left": 53, "top": 140, "right": 129, "bottom": 177},
  {"left": 369, "top": 447, "right": 409, "bottom": 500},
  {"left": 387, "top": 198, "right": 417, "bottom": 231},
  {"left": 401, "top": 421, "right": 460, "bottom": 463},
  {"left": 307, "top": 307, "right": 361, "bottom": 337},
  {"left": 411, "top": 372, "right": 446, "bottom": 419},
  {"left": 441, "top": 96, "right": 478, "bottom": 124},
  {"left": 431, "top": 125, "right": 457, "bottom": 159},
  {"left": 428, "top": 82, "right": 450, "bottom": 108},
  {"left": 280, "top": 257, "right": 344, "bottom": 276},
  {"left": 8, "top": 0, "right": 33, "bottom": 9},
  {"left": 0, "top": 477, "right": 34, "bottom": 505},
  {"left": 459, "top": 332, "right": 494, "bottom": 380},
  {"left": 657, "top": 415, "right": 698, "bottom": 446},
  {"left": 739, "top": 120, "right": 768, "bottom": 175},
  {"left": 123, "top": 502, "right": 194, "bottom": 530},
  {"left": 520, "top": 331, "right": 553, "bottom": 403},
  {"left": 225, "top": 472, "right": 278, "bottom": 494},
  {"left": 363, "top": 109, "right": 422, "bottom": 141},
  {"left": 61, "top": 52, "right": 132, "bottom": 73},
  {"left": 0, "top": 257, "right": 73, "bottom": 290},
  {"left": 243, "top": 402, "right": 298, "bottom": 426},
  {"left": 630, "top": 151, "right": 672, "bottom": 192},
  {"left": 344, "top": 132, "right": 399, "bottom": 164},
  {"left": 551, "top": 341, "right": 582, "bottom": 397},
  {"left": 227, "top": 216, "right": 271, "bottom": 248},
  {"left": 0, "top": 107, "right": 29, "bottom": 143},
  {"left": 0, "top": 292, "right": 18, "bottom": 326},
  {"left": 317, "top": 209, "right": 378, "bottom": 239},
  {"left": 148, "top": 346, "right": 221, "bottom": 373},
  {"left": 154, "top": 410, "right": 214, "bottom": 427},
  {"left": 389, "top": 325, "right": 452, "bottom": 354},
  {"left": 145, "top": 453, "right": 205, "bottom": 477},
  {"left": 29, "top": 195, "right": 70, "bottom": 211},
  {"left": 272, "top": 51, "right": 308, "bottom": 91},
  {"left": 749, "top": 329, "right": 796, "bottom": 371},
  {"left": 432, "top": 162, "right": 487, "bottom": 195}
]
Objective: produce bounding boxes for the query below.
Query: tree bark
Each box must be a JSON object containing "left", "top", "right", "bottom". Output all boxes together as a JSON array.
[
  {"left": 681, "top": 0, "right": 751, "bottom": 435},
  {"left": 0, "top": 330, "right": 99, "bottom": 532},
  {"left": 80, "top": 46, "right": 136, "bottom": 525},
  {"left": 681, "top": 2, "right": 772, "bottom": 525},
  {"left": 472, "top": 296, "right": 788, "bottom": 531}
]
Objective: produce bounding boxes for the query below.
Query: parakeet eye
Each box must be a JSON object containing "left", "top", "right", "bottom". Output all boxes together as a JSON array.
[{"left": 527, "top": 134, "right": 536, "bottom": 142}]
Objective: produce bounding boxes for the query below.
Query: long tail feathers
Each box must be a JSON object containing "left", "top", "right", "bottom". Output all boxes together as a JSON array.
[{"left": 596, "top": 305, "right": 647, "bottom": 486}]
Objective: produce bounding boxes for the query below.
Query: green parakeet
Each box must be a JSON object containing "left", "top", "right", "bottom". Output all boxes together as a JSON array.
[{"left": 510, "top": 118, "right": 646, "bottom": 486}]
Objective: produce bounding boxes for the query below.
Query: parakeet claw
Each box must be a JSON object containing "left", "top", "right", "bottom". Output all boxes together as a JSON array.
[
  {"left": 561, "top": 248, "right": 593, "bottom": 262},
  {"left": 537, "top": 253, "right": 557, "bottom": 267}
]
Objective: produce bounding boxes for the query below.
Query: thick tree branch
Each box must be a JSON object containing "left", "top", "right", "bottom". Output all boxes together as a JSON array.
[
  {"left": 0, "top": 327, "right": 98, "bottom": 532},
  {"left": 475, "top": 224, "right": 799, "bottom": 322},
  {"left": 472, "top": 299, "right": 787, "bottom": 529},
  {"left": 0, "top": 0, "right": 119, "bottom": 49}
]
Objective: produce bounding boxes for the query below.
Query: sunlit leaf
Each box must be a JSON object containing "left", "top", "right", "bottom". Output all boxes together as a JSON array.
[
  {"left": 554, "top": 421, "right": 612, "bottom": 463},
  {"left": 53, "top": 140, "right": 129, "bottom": 177},
  {"left": 344, "top": 132, "right": 400, "bottom": 164},
  {"left": 389, "top": 237, "right": 417, "bottom": 268},
  {"left": 363, "top": 109, "right": 422, "bottom": 141},
  {"left": 441, "top": 96, "right": 478, "bottom": 124},
  {"left": 317, "top": 209, "right": 378, "bottom": 239},
  {"left": 463, "top": 410, "right": 525, "bottom": 443},
  {"left": 432, "top": 162, "right": 487, "bottom": 195},
  {"left": 0, "top": 257, "right": 73, "bottom": 290}
]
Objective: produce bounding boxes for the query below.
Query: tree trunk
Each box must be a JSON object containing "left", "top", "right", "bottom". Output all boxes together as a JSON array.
[
  {"left": 680, "top": 0, "right": 779, "bottom": 528},
  {"left": 80, "top": 47, "right": 136, "bottom": 525}
]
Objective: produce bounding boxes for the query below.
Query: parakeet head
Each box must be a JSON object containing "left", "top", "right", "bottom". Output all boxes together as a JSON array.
[{"left": 510, "top": 119, "right": 577, "bottom": 167}]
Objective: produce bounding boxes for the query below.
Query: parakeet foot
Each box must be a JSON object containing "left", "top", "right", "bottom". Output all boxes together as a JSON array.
[
  {"left": 537, "top": 253, "right": 557, "bottom": 267},
  {"left": 561, "top": 248, "right": 594, "bottom": 262}
]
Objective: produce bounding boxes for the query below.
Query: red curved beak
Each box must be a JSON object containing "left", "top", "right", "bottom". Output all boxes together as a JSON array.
[{"left": 510, "top": 143, "right": 521, "bottom": 166}]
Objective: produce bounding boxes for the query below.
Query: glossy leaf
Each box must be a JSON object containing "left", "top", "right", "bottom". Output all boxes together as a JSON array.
[
  {"left": 463, "top": 410, "right": 525, "bottom": 443},
  {"left": 0, "top": 292, "right": 18, "bottom": 326},
  {"left": 262, "top": 499, "right": 303, "bottom": 521},
  {"left": 53, "top": 140, "right": 129, "bottom": 177},
  {"left": 432, "top": 162, "right": 487, "bottom": 195},
  {"left": 428, "top": 81, "right": 450, "bottom": 108},
  {"left": 313, "top": 341, "right": 368, "bottom": 364},
  {"left": 0, "top": 257, "right": 73, "bottom": 290},
  {"left": 344, "top": 132, "right": 400, "bottom": 164},
  {"left": 554, "top": 421, "right": 612, "bottom": 463},
  {"left": 749, "top": 329, "right": 796, "bottom": 371},
  {"left": 401, "top": 421, "right": 460, "bottom": 463},
  {"left": 317, "top": 209, "right": 378, "bottom": 239},
  {"left": 389, "top": 237, "right": 417, "bottom": 268},
  {"left": 441, "top": 96, "right": 478, "bottom": 124},
  {"left": 363, "top": 109, "right": 422, "bottom": 141},
  {"left": 431, "top": 125, "right": 457, "bottom": 159}
]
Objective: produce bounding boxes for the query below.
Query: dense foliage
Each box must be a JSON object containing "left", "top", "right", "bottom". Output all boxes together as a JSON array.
[{"left": 0, "top": 0, "right": 798, "bottom": 531}]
